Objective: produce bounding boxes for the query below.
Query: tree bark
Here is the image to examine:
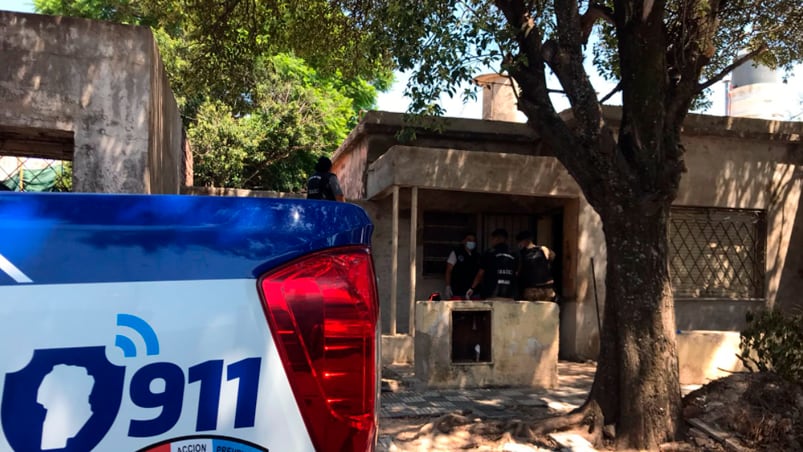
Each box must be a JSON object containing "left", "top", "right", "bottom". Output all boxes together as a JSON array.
[
  {"left": 590, "top": 199, "right": 682, "bottom": 449},
  {"left": 496, "top": 1, "right": 689, "bottom": 448}
]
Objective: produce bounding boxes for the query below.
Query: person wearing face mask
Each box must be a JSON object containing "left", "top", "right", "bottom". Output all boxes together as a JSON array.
[
  {"left": 516, "top": 230, "right": 557, "bottom": 301},
  {"left": 445, "top": 232, "right": 481, "bottom": 300}
]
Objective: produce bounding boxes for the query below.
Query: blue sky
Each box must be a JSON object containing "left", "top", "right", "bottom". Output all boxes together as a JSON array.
[
  {"left": 3, "top": 0, "right": 799, "bottom": 119},
  {"left": 0, "top": 0, "right": 30, "bottom": 13}
]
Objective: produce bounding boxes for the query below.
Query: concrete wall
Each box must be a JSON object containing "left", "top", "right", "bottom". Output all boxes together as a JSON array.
[
  {"left": 146, "top": 38, "right": 183, "bottom": 194},
  {"left": 182, "top": 186, "right": 305, "bottom": 199},
  {"left": 563, "top": 131, "right": 803, "bottom": 360},
  {"left": 336, "top": 111, "right": 803, "bottom": 371},
  {"left": 366, "top": 146, "right": 581, "bottom": 199},
  {"left": 415, "top": 300, "right": 559, "bottom": 388},
  {"left": 677, "top": 331, "right": 745, "bottom": 385},
  {"left": 0, "top": 11, "right": 185, "bottom": 193},
  {"left": 334, "top": 111, "right": 540, "bottom": 199}
]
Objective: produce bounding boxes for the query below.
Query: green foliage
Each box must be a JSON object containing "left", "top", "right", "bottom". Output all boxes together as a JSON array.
[
  {"left": 53, "top": 161, "right": 73, "bottom": 192},
  {"left": 34, "top": 0, "right": 156, "bottom": 24},
  {"left": 34, "top": 0, "right": 389, "bottom": 191},
  {"left": 189, "top": 55, "right": 355, "bottom": 190},
  {"left": 739, "top": 309, "right": 803, "bottom": 382},
  {"left": 186, "top": 101, "right": 254, "bottom": 188},
  {"left": 351, "top": 0, "right": 803, "bottom": 116}
]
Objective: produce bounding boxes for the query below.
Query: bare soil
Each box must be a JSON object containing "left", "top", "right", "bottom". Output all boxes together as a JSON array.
[{"left": 681, "top": 372, "right": 803, "bottom": 451}]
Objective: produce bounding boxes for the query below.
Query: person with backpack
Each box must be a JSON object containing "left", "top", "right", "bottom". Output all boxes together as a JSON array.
[
  {"left": 306, "top": 156, "right": 345, "bottom": 201},
  {"left": 516, "top": 230, "right": 557, "bottom": 301},
  {"left": 466, "top": 228, "right": 517, "bottom": 300}
]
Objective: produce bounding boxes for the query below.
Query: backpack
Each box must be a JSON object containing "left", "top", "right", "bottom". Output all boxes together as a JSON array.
[{"left": 306, "top": 172, "right": 334, "bottom": 200}]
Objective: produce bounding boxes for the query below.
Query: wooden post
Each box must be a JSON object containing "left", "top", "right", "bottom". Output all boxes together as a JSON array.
[
  {"left": 390, "top": 185, "right": 399, "bottom": 335},
  {"left": 409, "top": 186, "right": 418, "bottom": 336}
]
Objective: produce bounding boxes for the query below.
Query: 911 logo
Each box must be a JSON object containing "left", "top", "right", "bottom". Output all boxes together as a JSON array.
[{"left": 0, "top": 314, "right": 261, "bottom": 452}]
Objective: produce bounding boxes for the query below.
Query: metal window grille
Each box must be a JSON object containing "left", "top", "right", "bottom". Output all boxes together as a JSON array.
[
  {"left": 669, "top": 207, "right": 766, "bottom": 299},
  {"left": 0, "top": 157, "right": 72, "bottom": 192},
  {"left": 422, "top": 212, "right": 536, "bottom": 276},
  {"left": 422, "top": 212, "right": 475, "bottom": 276}
]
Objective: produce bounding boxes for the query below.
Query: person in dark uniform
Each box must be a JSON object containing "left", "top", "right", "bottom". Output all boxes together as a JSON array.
[
  {"left": 306, "top": 156, "right": 345, "bottom": 201},
  {"left": 466, "top": 229, "right": 516, "bottom": 299},
  {"left": 516, "top": 230, "right": 556, "bottom": 301},
  {"left": 444, "top": 232, "right": 480, "bottom": 300}
]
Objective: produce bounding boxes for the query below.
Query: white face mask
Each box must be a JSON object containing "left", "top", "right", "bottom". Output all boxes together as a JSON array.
[{"left": 465, "top": 241, "right": 477, "bottom": 251}]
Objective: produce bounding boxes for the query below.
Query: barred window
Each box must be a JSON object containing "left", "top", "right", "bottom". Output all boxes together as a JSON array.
[
  {"left": 422, "top": 212, "right": 476, "bottom": 276},
  {"left": 422, "top": 212, "right": 536, "bottom": 276},
  {"left": 669, "top": 207, "right": 766, "bottom": 299}
]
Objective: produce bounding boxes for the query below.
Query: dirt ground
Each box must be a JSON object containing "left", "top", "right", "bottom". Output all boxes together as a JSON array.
[
  {"left": 380, "top": 372, "right": 803, "bottom": 451},
  {"left": 380, "top": 411, "right": 564, "bottom": 451},
  {"left": 681, "top": 372, "right": 803, "bottom": 451}
]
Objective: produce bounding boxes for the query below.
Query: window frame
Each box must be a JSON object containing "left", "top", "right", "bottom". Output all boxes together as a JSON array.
[{"left": 668, "top": 206, "right": 767, "bottom": 300}]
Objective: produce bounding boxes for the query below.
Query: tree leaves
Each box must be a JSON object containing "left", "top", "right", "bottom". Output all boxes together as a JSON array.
[
  {"left": 35, "top": 0, "right": 389, "bottom": 191},
  {"left": 189, "top": 55, "right": 362, "bottom": 191}
]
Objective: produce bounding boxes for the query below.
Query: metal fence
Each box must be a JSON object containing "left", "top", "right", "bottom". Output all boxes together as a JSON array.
[
  {"left": 0, "top": 156, "right": 72, "bottom": 192},
  {"left": 669, "top": 207, "right": 766, "bottom": 299}
]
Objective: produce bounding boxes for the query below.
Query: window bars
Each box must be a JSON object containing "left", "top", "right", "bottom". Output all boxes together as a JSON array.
[{"left": 669, "top": 207, "right": 766, "bottom": 299}]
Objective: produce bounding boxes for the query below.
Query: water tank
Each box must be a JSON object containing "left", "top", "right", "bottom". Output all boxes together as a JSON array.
[
  {"left": 731, "top": 61, "right": 779, "bottom": 88},
  {"left": 728, "top": 59, "right": 795, "bottom": 120}
]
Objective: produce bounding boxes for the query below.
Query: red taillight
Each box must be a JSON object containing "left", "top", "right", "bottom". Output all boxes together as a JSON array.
[{"left": 259, "top": 246, "right": 378, "bottom": 451}]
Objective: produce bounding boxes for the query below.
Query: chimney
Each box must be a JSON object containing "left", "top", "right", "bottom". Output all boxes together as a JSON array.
[{"left": 474, "top": 73, "right": 521, "bottom": 122}]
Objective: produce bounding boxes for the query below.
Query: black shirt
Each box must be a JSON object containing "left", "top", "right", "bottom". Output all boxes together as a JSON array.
[
  {"left": 480, "top": 243, "right": 517, "bottom": 298},
  {"left": 519, "top": 246, "right": 553, "bottom": 288}
]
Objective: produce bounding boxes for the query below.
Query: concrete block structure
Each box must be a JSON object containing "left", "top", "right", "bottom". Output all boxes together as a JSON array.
[
  {"left": 0, "top": 11, "right": 187, "bottom": 193},
  {"left": 415, "top": 299, "right": 559, "bottom": 389},
  {"left": 334, "top": 104, "right": 803, "bottom": 384}
]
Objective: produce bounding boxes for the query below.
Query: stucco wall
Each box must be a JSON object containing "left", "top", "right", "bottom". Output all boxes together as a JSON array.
[
  {"left": 564, "top": 132, "right": 803, "bottom": 359},
  {"left": 334, "top": 111, "right": 540, "bottom": 199},
  {"left": 0, "top": 12, "right": 184, "bottom": 193},
  {"left": 342, "top": 111, "right": 803, "bottom": 362},
  {"left": 415, "top": 299, "right": 559, "bottom": 388},
  {"left": 332, "top": 135, "right": 369, "bottom": 200},
  {"left": 146, "top": 38, "right": 183, "bottom": 194}
]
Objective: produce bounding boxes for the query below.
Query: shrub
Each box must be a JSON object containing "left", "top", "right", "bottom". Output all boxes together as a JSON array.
[{"left": 738, "top": 308, "right": 803, "bottom": 382}]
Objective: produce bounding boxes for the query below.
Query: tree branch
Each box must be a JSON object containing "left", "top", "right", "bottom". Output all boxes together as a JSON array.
[
  {"left": 544, "top": 0, "right": 606, "bottom": 147},
  {"left": 599, "top": 81, "right": 621, "bottom": 103},
  {"left": 580, "top": 3, "right": 615, "bottom": 45},
  {"left": 695, "top": 46, "right": 767, "bottom": 93},
  {"left": 494, "top": 0, "right": 610, "bottom": 209}
]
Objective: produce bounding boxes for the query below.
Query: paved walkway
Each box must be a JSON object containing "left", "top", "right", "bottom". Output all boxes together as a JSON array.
[
  {"left": 379, "top": 362, "right": 703, "bottom": 451},
  {"left": 380, "top": 361, "right": 595, "bottom": 419}
]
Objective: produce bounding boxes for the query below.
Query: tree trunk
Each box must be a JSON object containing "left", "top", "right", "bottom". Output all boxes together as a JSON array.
[{"left": 589, "top": 200, "right": 682, "bottom": 449}]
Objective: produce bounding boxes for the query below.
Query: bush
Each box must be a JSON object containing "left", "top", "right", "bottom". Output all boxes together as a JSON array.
[{"left": 738, "top": 308, "right": 803, "bottom": 382}]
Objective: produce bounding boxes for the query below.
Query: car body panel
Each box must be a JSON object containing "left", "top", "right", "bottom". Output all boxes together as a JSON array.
[{"left": 0, "top": 193, "right": 374, "bottom": 451}]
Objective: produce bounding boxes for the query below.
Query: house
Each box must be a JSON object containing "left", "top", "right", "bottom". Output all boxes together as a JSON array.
[{"left": 332, "top": 92, "right": 803, "bottom": 384}]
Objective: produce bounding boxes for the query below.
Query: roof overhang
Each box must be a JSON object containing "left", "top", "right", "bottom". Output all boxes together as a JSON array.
[{"left": 366, "top": 145, "right": 582, "bottom": 200}]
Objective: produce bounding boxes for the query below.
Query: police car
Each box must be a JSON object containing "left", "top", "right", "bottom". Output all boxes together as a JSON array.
[{"left": 0, "top": 193, "right": 379, "bottom": 452}]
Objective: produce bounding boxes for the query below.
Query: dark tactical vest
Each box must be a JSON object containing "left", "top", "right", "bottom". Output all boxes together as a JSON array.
[
  {"left": 489, "top": 245, "right": 516, "bottom": 298},
  {"left": 306, "top": 172, "right": 334, "bottom": 200},
  {"left": 520, "top": 246, "right": 552, "bottom": 288}
]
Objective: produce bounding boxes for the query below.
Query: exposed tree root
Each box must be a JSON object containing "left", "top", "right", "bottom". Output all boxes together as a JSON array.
[{"left": 527, "top": 398, "right": 605, "bottom": 438}]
